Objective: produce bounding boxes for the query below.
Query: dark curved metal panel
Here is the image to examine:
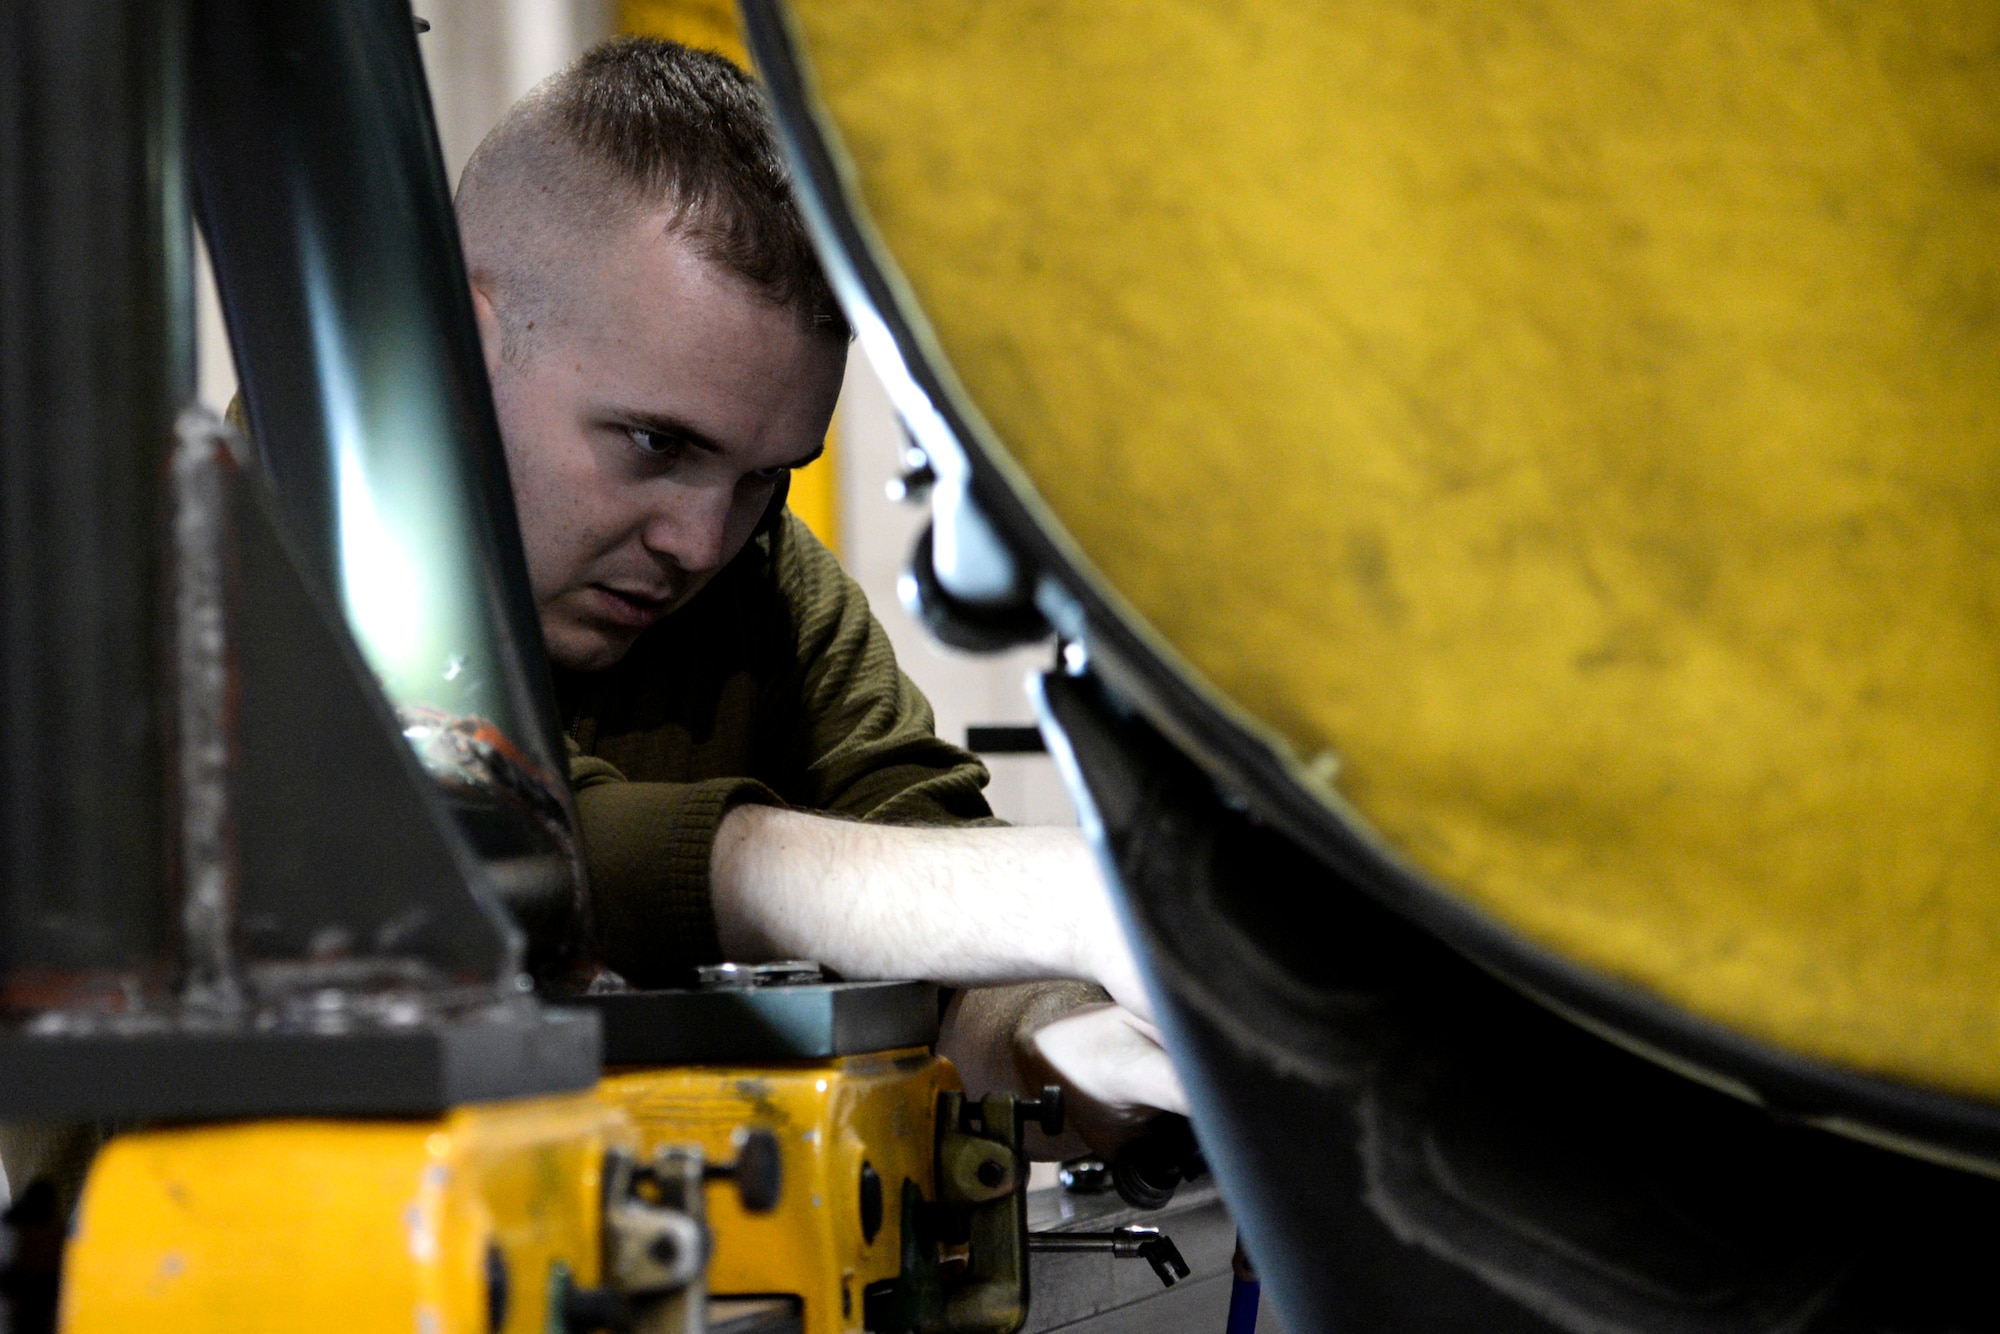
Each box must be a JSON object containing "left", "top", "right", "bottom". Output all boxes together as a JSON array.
[{"left": 1039, "top": 668, "right": 2000, "bottom": 1334}]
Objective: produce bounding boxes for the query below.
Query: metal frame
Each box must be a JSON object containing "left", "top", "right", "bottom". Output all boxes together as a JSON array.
[
  {"left": 1, "top": 0, "right": 183, "bottom": 1011},
  {"left": 0, "top": 0, "right": 601, "bottom": 1120},
  {"left": 187, "top": 0, "right": 592, "bottom": 982}
]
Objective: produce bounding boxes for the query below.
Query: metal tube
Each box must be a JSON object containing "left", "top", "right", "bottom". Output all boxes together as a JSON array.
[
  {"left": 0, "top": 0, "right": 189, "bottom": 1012},
  {"left": 1024, "top": 1230, "right": 1160, "bottom": 1256},
  {"left": 186, "top": 0, "right": 585, "bottom": 963},
  {"left": 186, "top": 0, "right": 569, "bottom": 810}
]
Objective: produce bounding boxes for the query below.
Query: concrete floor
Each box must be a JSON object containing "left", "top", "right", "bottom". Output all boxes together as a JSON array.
[{"left": 1024, "top": 1179, "right": 1288, "bottom": 1334}]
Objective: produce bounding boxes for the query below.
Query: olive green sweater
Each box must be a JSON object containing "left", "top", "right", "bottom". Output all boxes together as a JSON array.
[{"left": 560, "top": 511, "right": 994, "bottom": 985}]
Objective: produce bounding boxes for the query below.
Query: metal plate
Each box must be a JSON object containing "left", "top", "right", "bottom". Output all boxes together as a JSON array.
[
  {"left": 0, "top": 1005, "right": 599, "bottom": 1120},
  {"left": 583, "top": 981, "right": 939, "bottom": 1064}
]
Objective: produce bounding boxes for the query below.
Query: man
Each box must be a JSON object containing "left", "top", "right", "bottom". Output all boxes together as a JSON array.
[{"left": 454, "top": 37, "right": 1182, "bottom": 1154}]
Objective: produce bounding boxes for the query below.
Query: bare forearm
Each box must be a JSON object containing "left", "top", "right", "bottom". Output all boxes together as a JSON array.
[
  {"left": 709, "top": 807, "right": 1187, "bottom": 1141},
  {"left": 709, "top": 806, "right": 1129, "bottom": 996}
]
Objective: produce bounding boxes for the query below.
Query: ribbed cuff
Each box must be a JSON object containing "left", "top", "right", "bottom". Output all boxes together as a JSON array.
[{"left": 574, "top": 776, "right": 784, "bottom": 986}]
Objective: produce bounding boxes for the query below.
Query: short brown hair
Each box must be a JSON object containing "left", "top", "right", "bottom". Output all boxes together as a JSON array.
[{"left": 458, "top": 37, "right": 847, "bottom": 355}]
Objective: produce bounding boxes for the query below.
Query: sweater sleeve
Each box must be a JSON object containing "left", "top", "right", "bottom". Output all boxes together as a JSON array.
[
  {"left": 761, "top": 513, "right": 999, "bottom": 826},
  {"left": 569, "top": 751, "right": 785, "bottom": 984},
  {"left": 565, "top": 513, "right": 1000, "bottom": 981}
]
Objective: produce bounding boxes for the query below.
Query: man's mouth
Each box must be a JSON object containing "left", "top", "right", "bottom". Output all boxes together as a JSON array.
[{"left": 583, "top": 583, "right": 675, "bottom": 630}]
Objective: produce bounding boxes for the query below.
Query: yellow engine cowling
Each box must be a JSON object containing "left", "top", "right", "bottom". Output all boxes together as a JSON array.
[{"left": 776, "top": 0, "right": 2000, "bottom": 1111}]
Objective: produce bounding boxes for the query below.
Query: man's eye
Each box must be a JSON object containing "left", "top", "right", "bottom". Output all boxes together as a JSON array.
[{"left": 625, "top": 427, "right": 684, "bottom": 461}]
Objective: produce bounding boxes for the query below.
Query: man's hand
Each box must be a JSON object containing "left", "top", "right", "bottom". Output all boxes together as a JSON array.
[
  {"left": 1027, "top": 1004, "right": 1187, "bottom": 1140},
  {"left": 940, "top": 983, "right": 1188, "bottom": 1160},
  {"left": 710, "top": 807, "right": 1185, "bottom": 1156}
]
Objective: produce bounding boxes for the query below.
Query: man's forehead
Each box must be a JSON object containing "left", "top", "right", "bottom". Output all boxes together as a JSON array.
[
  {"left": 561, "top": 221, "right": 797, "bottom": 357},
  {"left": 584, "top": 212, "right": 752, "bottom": 302},
  {"left": 545, "top": 225, "right": 844, "bottom": 461}
]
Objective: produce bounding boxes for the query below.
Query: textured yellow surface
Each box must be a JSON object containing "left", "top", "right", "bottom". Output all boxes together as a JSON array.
[
  {"left": 62, "top": 1095, "right": 620, "bottom": 1333},
  {"left": 786, "top": 2, "right": 2000, "bottom": 1098},
  {"left": 602, "top": 1050, "right": 957, "bottom": 1334},
  {"left": 622, "top": 0, "right": 749, "bottom": 65}
]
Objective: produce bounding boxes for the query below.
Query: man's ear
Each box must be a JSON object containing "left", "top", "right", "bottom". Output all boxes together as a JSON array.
[
  {"left": 755, "top": 471, "right": 792, "bottom": 537},
  {"left": 469, "top": 282, "right": 505, "bottom": 377}
]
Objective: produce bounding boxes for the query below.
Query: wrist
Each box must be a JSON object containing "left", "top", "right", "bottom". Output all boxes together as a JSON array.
[
  {"left": 709, "top": 802, "right": 794, "bottom": 959},
  {"left": 1052, "top": 837, "right": 1119, "bottom": 979}
]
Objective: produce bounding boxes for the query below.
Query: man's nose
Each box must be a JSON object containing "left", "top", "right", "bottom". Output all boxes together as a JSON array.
[{"left": 641, "top": 485, "right": 733, "bottom": 574}]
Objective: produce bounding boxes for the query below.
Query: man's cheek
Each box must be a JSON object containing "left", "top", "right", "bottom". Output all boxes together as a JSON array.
[
  {"left": 514, "top": 495, "right": 565, "bottom": 607},
  {"left": 523, "top": 476, "right": 606, "bottom": 601}
]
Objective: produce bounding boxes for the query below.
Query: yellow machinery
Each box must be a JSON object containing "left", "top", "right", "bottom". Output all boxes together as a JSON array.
[
  {"left": 63, "top": 1098, "right": 625, "bottom": 1334},
  {"left": 44, "top": 995, "right": 1063, "bottom": 1334},
  {"left": 759, "top": 0, "right": 2000, "bottom": 1110},
  {"left": 56, "top": 1082, "right": 810, "bottom": 1334},
  {"left": 607, "top": 1052, "right": 958, "bottom": 1334},
  {"left": 583, "top": 972, "right": 1072, "bottom": 1334}
]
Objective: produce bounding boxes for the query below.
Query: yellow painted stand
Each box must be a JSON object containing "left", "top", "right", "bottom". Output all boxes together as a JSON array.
[
  {"left": 601, "top": 1050, "right": 958, "bottom": 1334},
  {"left": 61, "top": 1093, "right": 627, "bottom": 1334},
  {"left": 62, "top": 1055, "right": 963, "bottom": 1333}
]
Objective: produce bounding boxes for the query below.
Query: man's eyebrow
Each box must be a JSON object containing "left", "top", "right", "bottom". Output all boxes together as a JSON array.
[{"left": 610, "top": 408, "right": 825, "bottom": 471}]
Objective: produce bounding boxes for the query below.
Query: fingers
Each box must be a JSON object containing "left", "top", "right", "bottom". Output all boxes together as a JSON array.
[
  {"left": 936, "top": 985, "right": 1186, "bottom": 1161},
  {"left": 1030, "top": 1003, "right": 1189, "bottom": 1122}
]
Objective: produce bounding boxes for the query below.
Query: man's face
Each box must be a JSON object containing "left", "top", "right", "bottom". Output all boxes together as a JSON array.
[{"left": 475, "top": 223, "right": 845, "bottom": 672}]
